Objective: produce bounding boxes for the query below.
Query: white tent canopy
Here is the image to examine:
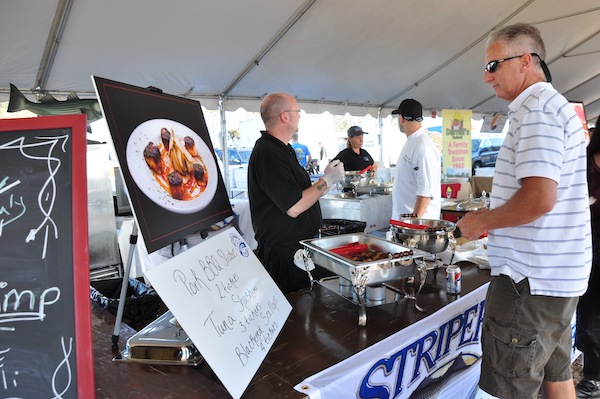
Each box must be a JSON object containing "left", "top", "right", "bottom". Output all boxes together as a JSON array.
[{"left": 1, "top": 0, "right": 599, "bottom": 124}]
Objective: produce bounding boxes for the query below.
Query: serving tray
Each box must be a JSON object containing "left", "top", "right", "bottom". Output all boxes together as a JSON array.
[{"left": 300, "top": 233, "right": 429, "bottom": 326}]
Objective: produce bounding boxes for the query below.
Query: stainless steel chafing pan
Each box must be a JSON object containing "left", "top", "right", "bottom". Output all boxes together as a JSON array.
[
  {"left": 300, "top": 233, "right": 429, "bottom": 326},
  {"left": 300, "top": 233, "right": 428, "bottom": 284}
]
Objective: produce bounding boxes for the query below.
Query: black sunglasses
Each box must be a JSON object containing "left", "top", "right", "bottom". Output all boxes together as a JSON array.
[
  {"left": 484, "top": 54, "right": 527, "bottom": 73},
  {"left": 484, "top": 52, "right": 552, "bottom": 82}
]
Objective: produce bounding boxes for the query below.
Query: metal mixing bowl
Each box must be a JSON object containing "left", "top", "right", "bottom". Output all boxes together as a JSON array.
[{"left": 390, "top": 218, "right": 456, "bottom": 254}]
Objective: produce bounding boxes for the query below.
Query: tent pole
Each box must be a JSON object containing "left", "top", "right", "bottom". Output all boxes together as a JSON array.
[
  {"left": 218, "top": 95, "right": 231, "bottom": 195},
  {"left": 35, "top": 0, "right": 74, "bottom": 93},
  {"left": 377, "top": 107, "right": 383, "bottom": 166}
]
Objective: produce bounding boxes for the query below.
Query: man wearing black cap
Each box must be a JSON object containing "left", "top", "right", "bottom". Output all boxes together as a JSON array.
[
  {"left": 331, "top": 125, "right": 377, "bottom": 172},
  {"left": 391, "top": 99, "right": 440, "bottom": 219}
]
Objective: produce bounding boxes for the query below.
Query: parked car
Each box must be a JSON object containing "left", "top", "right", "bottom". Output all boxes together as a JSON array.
[
  {"left": 214, "top": 147, "right": 253, "bottom": 166},
  {"left": 214, "top": 147, "right": 254, "bottom": 196},
  {"left": 472, "top": 137, "right": 503, "bottom": 174}
]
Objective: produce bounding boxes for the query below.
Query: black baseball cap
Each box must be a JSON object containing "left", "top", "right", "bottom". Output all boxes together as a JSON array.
[
  {"left": 391, "top": 99, "right": 423, "bottom": 122},
  {"left": 347, "top": 126, "right": 368, "bottom": 137}
]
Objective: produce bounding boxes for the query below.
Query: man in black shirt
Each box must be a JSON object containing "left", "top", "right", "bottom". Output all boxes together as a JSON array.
[{"left": 248, "top": 93, "right": 345, "bottom": 293}]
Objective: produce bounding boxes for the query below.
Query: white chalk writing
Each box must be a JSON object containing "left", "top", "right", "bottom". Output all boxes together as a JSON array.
[
  {"left": 52, "top": 336, "right": 73, "bottom": 398},
  {"left": 0, "top": 348, "right": 19, "bottom": 392},
  {"left": 0, "top": 180, "right": 27, "bottom": 239},
  {"left": 0, "top": 135, "right": 69, "bottom": 259},
  {"left": 0, "top": 337, "right": 73, "bottom": 397},
  {"left": 0, "top": 283, "right": 61, "bottom": 327}
]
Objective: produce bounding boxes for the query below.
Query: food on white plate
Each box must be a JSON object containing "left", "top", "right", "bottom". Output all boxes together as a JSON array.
[
  {"left": 192, "top": 163, "right": 205, "bottom": 180},
  {"left": 142, "top": 128, "right": 209, "bottom": 201},
  {"left": 160, "top": 128, "right": 171, "bottom": 150},
  {"left": 167, "top": 171, "right": 185, "bottom": 200},
  {"left": 184, "top": 136, "right": 199, "bottom": 157},
  {"left": 143, "top": 142, "right": 163, "bottom": 174}
]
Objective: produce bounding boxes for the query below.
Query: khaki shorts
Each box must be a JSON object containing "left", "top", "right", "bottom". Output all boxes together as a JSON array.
[{"left": 479, "top": 275, "right": 578, "bottom": 399}]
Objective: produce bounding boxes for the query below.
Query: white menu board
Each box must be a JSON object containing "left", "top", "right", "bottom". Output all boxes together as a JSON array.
[{"left": 144, "top": 227, "right": 292, "bottom": 399}]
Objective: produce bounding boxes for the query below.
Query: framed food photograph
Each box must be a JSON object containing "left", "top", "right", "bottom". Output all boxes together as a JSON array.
[{"left": 93, "top": 76, "right": 233, "bottom": 253}]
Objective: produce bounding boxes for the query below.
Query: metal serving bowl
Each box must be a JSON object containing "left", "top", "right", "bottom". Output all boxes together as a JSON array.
[
  {"left": 456, "top": 193, "right": 490, "bottom": 211},
  {"left": 340, "top": 170, "right": 376, "bottom": 189},
  {"left": 390, "top": 218, "right": 456, "bottom": 254}
]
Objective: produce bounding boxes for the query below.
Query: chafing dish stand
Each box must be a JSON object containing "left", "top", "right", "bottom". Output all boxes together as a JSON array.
[{"left": 300, "top": 233, "right": 429, "bottom": 326}]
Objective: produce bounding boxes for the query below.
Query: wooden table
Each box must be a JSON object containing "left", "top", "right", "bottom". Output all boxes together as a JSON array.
[{"left": 93, "top": 262, "right": 490, "bottom": 398}]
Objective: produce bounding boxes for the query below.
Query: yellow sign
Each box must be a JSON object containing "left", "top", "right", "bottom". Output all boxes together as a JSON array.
[{"left": 442, "top": 109, "right": 472, "bottom": 178}]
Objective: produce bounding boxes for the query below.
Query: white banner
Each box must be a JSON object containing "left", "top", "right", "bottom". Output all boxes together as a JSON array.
[{"left": 295, "top": 284, "right": 489, "bottom": 399}]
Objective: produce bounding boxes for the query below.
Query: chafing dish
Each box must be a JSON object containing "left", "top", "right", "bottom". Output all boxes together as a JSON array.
[{"left": 300, "top": 233, "right": 429, "bottom": 326}]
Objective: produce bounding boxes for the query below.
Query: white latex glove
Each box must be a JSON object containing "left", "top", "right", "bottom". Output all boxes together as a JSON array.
[
  {"left": 323, "top": 159, "right": 345, "bottom": 186},
  {"left": 293, "top": 249, "right": 315, "bottom": 271}
]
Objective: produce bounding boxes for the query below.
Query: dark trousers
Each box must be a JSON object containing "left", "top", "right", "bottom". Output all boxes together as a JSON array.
[
  {"left": 576, "top": 229, "right": 600, "bottom": 380},
  {"left": 256, "top": 240, "right": 333, "bottom": 294}
]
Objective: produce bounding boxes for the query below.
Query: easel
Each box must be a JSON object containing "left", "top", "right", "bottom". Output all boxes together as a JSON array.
[
  {"left": 111, "top": 223, "right": 138, "bottom": 350},
  {"left": 110, "top": 221, "right": 205, "bottom": 350}
]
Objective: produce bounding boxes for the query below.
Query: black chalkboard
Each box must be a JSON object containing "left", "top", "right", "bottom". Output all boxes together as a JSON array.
[{"left": 0, "top": 115, "right": 94, "bottom": 398}]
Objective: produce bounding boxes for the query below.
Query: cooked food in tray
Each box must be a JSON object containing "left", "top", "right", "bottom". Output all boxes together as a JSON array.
[
  {"left": 329, "top": 241, "right": 414, "bottom": 261},
  {"left": 142, "top": 127, "right": 208, "bottom": 201}
]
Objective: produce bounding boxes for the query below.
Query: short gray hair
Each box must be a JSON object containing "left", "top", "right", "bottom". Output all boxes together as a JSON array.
[{"left": 486, "top": 23, "right": 546, "bottom": 63}]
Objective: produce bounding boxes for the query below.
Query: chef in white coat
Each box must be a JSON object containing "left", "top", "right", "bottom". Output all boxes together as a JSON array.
[{"left": 391, "top": 99, "right": 441, "bottom": 219}]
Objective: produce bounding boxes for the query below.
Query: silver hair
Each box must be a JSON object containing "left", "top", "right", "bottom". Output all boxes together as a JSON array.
[{"left": 486, "top": 23, "right": 546, "bottom": 64}]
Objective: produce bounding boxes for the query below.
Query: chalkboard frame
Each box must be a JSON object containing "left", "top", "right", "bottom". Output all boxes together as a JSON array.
[{"left": 0, "top": 115, "right": 95, "bottom": 398}]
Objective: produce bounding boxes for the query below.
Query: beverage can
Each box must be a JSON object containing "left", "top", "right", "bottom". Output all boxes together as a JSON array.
[
  {"left": 446, "top": 265, "right": 461, "bottom": 294},
  {"left": 446, "top": 186, "right": 452, "bottom": 198}
]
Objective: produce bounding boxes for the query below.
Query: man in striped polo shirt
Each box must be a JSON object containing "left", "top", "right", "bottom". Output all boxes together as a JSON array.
[{"left": 458, "top": 23, "right": 592, "bottom": 399}]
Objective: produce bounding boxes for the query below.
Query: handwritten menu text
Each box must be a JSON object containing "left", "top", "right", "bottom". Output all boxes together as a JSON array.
[{"left": 145, "top": 228, "right": 292, "bottom": 399}]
